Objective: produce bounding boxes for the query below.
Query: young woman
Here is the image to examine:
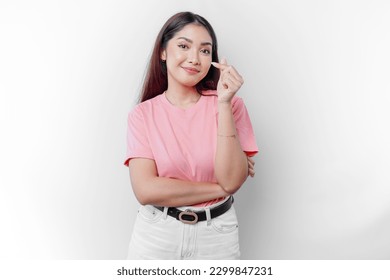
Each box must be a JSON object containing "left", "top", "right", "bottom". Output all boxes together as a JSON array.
[{"left": 124, "top": 11, "right": 258, "bottom": 259}]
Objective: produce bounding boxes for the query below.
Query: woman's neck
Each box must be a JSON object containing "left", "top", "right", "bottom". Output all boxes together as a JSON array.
[{"left": 165, "top": 85, "right": 201, "bottom": 108}]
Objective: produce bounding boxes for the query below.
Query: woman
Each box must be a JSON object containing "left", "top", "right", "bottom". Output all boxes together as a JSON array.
[{"left": 124, "top": 11, "right": 258, "bottom": 259}]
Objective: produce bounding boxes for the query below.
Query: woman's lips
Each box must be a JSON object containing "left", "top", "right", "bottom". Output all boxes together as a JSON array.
[{"left": 182, "top": 67, "right": 200, "bottom": 74}]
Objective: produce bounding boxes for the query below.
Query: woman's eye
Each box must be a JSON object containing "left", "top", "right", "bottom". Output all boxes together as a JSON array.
[
  {"left": 178, "top": 44, "right": 188, "bottom": 49},
  {"left": 201, "top": 49, "right": 211, "bottom": 55}
]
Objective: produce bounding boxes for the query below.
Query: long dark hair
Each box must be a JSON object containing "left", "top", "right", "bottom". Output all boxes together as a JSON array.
[{"left": 139, "top": 12, "right": 220, "bottom": 103}]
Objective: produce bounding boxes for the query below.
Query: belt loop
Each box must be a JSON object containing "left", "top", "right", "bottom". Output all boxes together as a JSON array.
[
  {"left": 162, "top": 207, "right": 168, "bottom": 219},
  {"left": 205, "top": 207, "right": 211, "bottom": 226}
]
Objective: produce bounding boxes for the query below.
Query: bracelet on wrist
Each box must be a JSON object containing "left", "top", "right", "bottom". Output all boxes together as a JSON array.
[
  {"left": 218, "top": 134, "right": 236, "bottom": 138},
  {"left": 217, "top": 100, "right": 232, "bottom": 105}
]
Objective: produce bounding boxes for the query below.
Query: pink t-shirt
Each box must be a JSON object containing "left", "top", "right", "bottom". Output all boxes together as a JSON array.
[{"left": 124, "top": 90, "right": 258, "bottom": 206}]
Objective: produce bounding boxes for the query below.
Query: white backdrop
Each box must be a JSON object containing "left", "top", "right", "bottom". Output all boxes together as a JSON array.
[{"left": 1, "top": 0, "right": 390, "bottom": 259}]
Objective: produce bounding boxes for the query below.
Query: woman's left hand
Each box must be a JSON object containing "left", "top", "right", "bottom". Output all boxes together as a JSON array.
[{"left": 211, "top": 58, "right": 244, "bottom": 103}]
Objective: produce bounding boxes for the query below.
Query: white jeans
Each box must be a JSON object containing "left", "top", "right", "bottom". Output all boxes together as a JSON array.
[{"left": 126, "top": 198, "right": 240, "bottom": 260}]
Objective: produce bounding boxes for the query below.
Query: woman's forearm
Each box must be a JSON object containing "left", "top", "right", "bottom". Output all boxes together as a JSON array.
[
  {"left": 215, "top": 102, "right": 248, "bottom": 193},
  {"left": 139, "top": 177, "right": 228, "bottom": 207},
  {"left": 129, "top": 159, "right": 229, "bottom": 207}
]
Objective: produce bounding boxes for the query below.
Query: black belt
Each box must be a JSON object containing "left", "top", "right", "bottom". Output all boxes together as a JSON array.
[{"left": 154, "top": 196, "right": 234, "bottom": 224}]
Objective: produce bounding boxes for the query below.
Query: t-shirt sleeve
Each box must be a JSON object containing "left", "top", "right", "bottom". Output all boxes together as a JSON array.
[
  {"left": 232, "top": 96, "right": 259, "bottom": 157},
  {"left": 124, "top": 106, "right": 154, "bottom": 166}
]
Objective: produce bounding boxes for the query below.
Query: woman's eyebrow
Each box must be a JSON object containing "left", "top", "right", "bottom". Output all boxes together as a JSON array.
[{"left": 177, "top": 36, "right": 212, "bottom": 46}]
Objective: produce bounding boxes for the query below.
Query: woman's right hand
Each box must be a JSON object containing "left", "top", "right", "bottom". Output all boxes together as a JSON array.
[{"left": 247, "top": 156, "right": 255, "bottom": 177}]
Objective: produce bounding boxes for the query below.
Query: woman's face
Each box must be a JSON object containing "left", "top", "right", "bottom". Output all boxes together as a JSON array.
[{"left": 161, "top": 24, "right": 213, "bottom": 89}]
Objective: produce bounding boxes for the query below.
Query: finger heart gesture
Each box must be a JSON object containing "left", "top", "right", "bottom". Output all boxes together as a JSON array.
[{"left": 211, "top": 58, "right": 244, "bottom": 103}]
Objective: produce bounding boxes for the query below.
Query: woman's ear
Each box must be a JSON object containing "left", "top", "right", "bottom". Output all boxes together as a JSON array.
[{"left": 161, "top": 50, "right": 166, "bottom": 61}]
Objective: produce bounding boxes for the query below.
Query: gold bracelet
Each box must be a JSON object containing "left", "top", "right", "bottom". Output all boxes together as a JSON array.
[{"left": 218, "top": 134, "right": 236, "bottom": 138}]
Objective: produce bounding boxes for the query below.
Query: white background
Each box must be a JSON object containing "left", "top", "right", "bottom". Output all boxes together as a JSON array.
[{"left": 1, "top": 0, "right": 389, "bottom": 259}]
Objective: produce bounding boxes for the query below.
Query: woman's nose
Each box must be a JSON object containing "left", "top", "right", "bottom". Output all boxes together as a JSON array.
[{"left": 187, "top": 51, "right": 200, "bottom": 65}]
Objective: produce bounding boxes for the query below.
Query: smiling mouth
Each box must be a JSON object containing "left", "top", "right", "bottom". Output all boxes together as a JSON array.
[{"left": 182, "top": 67, "right": 200, "bottom": 74}]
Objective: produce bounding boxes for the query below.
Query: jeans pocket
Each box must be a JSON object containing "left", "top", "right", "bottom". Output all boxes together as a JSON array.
[
  {"left": 211, "top": 208, "right": 239, "bottom": 234},
  {"left": 138, "top": 205, "right": 163, "bottom": 223}
]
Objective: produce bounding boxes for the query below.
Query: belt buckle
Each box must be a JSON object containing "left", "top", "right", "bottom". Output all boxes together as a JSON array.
[{"left": 178, "top": 209, "right": 198, "bottom": 224}]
